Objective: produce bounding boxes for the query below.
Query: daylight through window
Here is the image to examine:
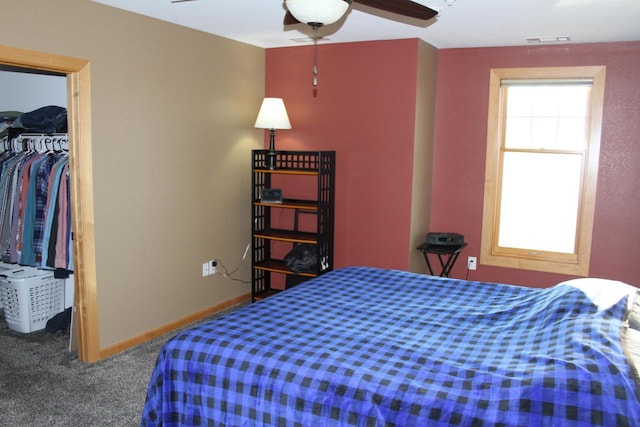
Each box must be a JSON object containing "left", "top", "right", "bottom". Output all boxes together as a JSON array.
[{"left": 481, "top": 66, "right": 606, "bottom": 276}]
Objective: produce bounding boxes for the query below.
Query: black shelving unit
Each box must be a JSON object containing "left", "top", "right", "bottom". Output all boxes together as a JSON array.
[{"left": 251, "top": 150, "right": 335, "bottom": 301}]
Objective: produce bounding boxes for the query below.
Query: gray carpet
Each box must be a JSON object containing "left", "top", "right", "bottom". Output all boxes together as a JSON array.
[{"left": 0, "top": 303, "right": 247, "bottom": 426}]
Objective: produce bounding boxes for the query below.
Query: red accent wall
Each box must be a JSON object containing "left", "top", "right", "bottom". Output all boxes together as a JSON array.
[
  {"left": 266, "top": 39, "right": 640, "bottom": 288},
  {"left": 432, "top": 42, "right": 640, "bottom": 287},
  {"left": 265, "top": 39, "right": 421, "bottom": 270}
]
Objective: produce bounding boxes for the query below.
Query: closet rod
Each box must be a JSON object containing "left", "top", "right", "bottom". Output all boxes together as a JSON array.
[{"left": 7, "top": 133, "right": 68, "bottom": 152}]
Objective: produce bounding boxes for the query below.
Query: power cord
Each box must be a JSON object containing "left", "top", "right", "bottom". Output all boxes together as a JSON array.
[{"left": 212, "top": 242, "right": 251, "bottom": 284}]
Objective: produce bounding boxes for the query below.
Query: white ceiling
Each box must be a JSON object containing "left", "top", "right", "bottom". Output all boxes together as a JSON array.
[{"left": 92, "top": 0, "right": 640, "bottom": 49}]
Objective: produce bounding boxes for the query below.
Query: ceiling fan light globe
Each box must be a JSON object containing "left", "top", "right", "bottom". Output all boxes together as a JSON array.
[{"left": 285, "top": 0, "right": 349, "bottom": 26}]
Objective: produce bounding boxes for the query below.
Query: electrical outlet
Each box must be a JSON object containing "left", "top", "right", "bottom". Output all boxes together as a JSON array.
[
  {"left": 202, "top": 262, "right": 209, "bottom": 277},
  {"left": 467, "top": 256, "right": 477, "bottom": 271},
  {"left": 210, "top": 260, "right": 217, "bottom": 275}
]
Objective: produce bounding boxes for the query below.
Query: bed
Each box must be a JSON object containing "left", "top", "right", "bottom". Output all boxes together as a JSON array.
[{"left": 141, "top": 266, "right": 640, "bottom": 426}]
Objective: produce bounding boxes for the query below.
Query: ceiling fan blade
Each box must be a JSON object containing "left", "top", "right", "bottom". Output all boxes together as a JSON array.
[
  {"left": 171, "top": 0, "right": 197, "bottom": 3},
  {"left": 354, "top": 0, "right": 437, "bottom": 20},
  {"left": 284, "top": 10, "right": 301, "bottom": 25}
]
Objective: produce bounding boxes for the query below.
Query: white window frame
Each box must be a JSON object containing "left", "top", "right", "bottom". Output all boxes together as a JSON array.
[{"left": 481, "top": 66, "right": 606, "bottom": 276}]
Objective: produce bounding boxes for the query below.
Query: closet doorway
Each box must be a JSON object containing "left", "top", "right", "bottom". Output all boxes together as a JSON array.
[{"left": 0, "top": 44, "right": 99, "bottom": 363}]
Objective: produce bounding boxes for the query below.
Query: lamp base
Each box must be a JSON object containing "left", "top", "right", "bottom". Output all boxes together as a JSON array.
[
  {"left": 267, "top": 129, "right": 277, "bottom": 170},
  {"left": 267, "top": 151, "right": 276, "bottom": 170}
]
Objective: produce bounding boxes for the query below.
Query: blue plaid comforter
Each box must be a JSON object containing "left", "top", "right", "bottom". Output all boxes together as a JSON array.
[{"left": 141, "top": 267, "right": 640, "bottom": 426}]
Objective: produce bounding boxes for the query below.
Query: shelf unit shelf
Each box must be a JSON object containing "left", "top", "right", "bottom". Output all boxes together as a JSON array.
[
  {"left": 253, "top": 198, "right": 318, "bottom": 211},
  {"left": 253, "top": 168, "right": 319, "bottom": 176},
  {"left": 251, "top": 150, "right": 335, "bottom": 302},
  {"left": 253, "top": 259, "right": 317, "bottom": 277},
  {"left": 253, "top": 228, "right": 318, "bottom": 244}
]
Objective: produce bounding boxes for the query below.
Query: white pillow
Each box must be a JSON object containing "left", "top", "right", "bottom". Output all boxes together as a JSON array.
[{"left": 559, "top": 277, "right": 637, "bottom": 311}]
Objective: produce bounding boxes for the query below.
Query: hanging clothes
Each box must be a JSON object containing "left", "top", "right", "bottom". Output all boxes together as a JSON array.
[
  {"left": 40, "top": 157, "right": 69, "bottom": 268},
  {"left": 0, "top": 132, "right": 73, "bottom": 271}
]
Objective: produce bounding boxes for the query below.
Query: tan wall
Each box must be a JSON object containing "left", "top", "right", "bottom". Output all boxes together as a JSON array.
[
  {"left": 408, "top": 41, "right": 438, "bottom": 274},
  {"left": 0, "top": 0, "right": 264, "bottom": 348}
]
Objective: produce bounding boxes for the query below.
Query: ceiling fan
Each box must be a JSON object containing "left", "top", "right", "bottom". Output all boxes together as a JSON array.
[
  {"left": 170, "top": 0, "right": 438, "bottom": 87},
  {"left": 281, "top": 1, "right": 437, "bottom": 87},
  {"left": 283, "top": 0, "right": 438, "bottom": 27},
  {"left": 171, "top": 0, "right": 438, "bottom": 26}
]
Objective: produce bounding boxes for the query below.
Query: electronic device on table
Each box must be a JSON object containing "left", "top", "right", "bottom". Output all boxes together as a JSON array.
[{"left": 426, "top": 232, "right": 465, "bottom": 246}]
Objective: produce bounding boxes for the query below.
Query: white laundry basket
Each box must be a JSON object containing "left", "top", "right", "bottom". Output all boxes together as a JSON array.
[
  {"left": 0, "top": 268, "right": 64, "bottom": 333},
  {"left": 0, "top": 262, "right": 25, "bottom": 311}
]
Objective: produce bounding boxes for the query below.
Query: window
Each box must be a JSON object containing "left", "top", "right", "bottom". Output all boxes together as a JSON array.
[{"left": 481, "top": 66, "right": 606, "bottom": 276}]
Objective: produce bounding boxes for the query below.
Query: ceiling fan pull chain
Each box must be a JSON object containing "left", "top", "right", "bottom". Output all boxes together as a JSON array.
[
  {"left": 313, "top": 25, "right": 319, "bottom": 87},
  {"left": 313, "top": 63, "right": 318, "bottom": 87}
]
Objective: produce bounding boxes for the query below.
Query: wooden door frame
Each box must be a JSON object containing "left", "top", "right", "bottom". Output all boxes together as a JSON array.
[{"left": 0, "top": 44, "right": 99, "bottom": 362}]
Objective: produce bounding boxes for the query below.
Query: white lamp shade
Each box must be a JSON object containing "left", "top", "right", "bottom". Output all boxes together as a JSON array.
[
  {"left": 254, "top": 98, "right": 292, "bottom": 130},
  {"left": 285, "top": 0, "right": 350, "bottom": 26}
]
